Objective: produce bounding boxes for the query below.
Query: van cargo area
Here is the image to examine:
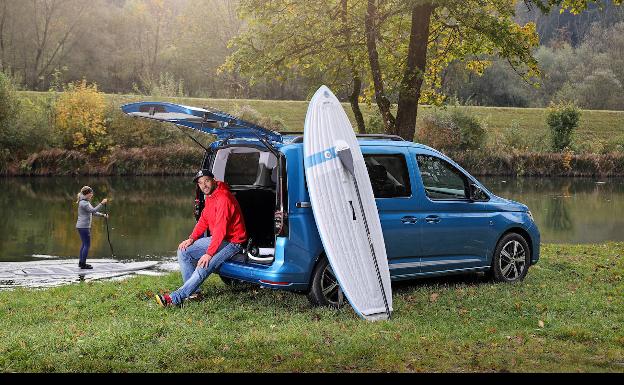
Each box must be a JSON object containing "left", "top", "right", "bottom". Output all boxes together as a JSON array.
[{"left": 207, "top": 145, "right": 283, "bottom": 265}]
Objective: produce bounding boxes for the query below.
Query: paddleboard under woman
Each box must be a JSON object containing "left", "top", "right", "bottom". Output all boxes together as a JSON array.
[{"left": 76, "top": 186, "right": 108, "bottom": 269}]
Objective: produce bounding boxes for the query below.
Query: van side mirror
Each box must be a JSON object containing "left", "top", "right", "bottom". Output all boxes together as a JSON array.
[{"left": 469, "top": 183, "right": 488, "bottom": 201}]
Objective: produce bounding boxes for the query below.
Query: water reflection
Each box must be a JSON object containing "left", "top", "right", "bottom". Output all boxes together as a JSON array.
[
  {"left": 544, "top": 197, "right": 574, "bottom": 233},
  {"left": 0, "top": 176, "right": 195, "bottom": 263},
  {"left": 1, "top": 176, "right": 624, "bottom": 265},
  {"left": 480, "top": 177, "right": 624, "bottom": 244}
]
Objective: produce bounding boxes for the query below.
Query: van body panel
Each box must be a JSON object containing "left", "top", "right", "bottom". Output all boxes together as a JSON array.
[
  {"left": 216, "top": 140, "right": 540, "bottom": 289},
  {"left": 121, "top": 102, "right": 539, "bottom": 293},
  {"left": 361, "top": 146, "right": 422, "bottom": 276}
]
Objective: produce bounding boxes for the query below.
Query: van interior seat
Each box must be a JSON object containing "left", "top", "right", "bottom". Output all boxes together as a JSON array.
[{"left": 368, "top": 164, "right": 396, "bottom": 197}]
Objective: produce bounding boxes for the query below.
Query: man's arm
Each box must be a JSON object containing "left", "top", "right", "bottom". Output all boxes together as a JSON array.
[
  {"left": 189, "top": 207, "right": 210, "bottom": 241},
  {"left": 205, "top": 198, "right": 233, "bottom": 257},
  {"left": 179, "top": 206, "right": 210, "bottom": 251}
]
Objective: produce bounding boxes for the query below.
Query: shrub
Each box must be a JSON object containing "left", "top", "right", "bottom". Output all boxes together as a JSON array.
[
  {"left": 365, "top": 112, "right": 384, "bottom": 134},
  {"left": 417, "top": 107, "right": 486, "bottom": 152},
  {"left": 0, "top": 72, "right": 20, "bottom": 158},
  {"left": 133, "top": 72, "right": 186, "bottom": 97},
  {"left": 22, "top": 148, "right": 87, "bottom": 175},
  {"left": 547, "top": 102, "right": 581, "bottom": 152},
  {"left": 106, "top": 145, "right": 202, "bottom": 175},
  {"left": 105, "top": 107, "right": 188, "bottom": 148},
  {"left": 54, "top": 80, "right": 108, "bottom": 154}
]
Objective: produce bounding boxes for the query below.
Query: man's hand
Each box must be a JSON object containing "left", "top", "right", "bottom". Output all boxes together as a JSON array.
[
  {"left": 178, "top": 238, "right": 194, "bottom": 251},
  {"left": 197, "top": 254, "right": 212, "bottom": 269}
]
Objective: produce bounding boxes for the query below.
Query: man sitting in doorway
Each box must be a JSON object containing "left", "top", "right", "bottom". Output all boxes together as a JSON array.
[{"left": 155, "top": 169, "right": 247, "bottom": 307}]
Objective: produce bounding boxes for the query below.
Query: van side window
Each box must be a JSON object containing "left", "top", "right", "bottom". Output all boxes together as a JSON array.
[
  {"left": 363, "top": 154, "right": 411, "bottom": 198},
  {"left": 416, "top": 155, "right": 469, "bottom": 200},
  {"left": 224, "top": 152, "right": 261, "bottom": 185}
]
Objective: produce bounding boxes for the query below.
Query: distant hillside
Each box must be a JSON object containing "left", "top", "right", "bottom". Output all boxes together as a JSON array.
[{"left": 516, "top": 0, "right": 624, "bottom": 46}]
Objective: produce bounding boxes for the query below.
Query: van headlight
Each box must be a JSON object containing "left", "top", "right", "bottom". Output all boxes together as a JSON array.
[{"left": 527, "top": 210, "right": 534, "bottom": 221}]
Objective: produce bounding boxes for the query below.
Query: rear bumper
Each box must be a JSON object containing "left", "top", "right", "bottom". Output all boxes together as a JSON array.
[{"left": 218, "top": 237, "right": 311, "bottom": 291}]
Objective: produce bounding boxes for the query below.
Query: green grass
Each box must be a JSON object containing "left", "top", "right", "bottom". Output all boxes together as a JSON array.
[
  {"left": 18, "top": 91, "right": 624, "bottom": 145},
  {"left": 1, "top": 243, "right": 623, "bottom": 372}
]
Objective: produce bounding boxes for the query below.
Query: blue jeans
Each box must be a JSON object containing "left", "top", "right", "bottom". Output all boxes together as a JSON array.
[
  {"left": 170, "top": 237, "right": 243, "bottom": 305},
  {"left": 77, "top": 228, "right": 91, "bottom": 265}
]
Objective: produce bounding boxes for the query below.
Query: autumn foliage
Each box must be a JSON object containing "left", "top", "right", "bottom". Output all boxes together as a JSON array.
[{"left": 54, "top": 80, "right": 108, "bottom": 154}]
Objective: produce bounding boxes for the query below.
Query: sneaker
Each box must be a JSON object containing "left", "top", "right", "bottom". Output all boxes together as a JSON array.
[
  {"left": 155, "top": 293, "right": 174, "bottom": 308},
  {"left": 78, "top": 263, "right": 93, "bottom": 270}
]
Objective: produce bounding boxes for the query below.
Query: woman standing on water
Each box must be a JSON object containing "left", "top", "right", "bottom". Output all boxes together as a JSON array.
[{"left": 76, "top": 186, "right": 108, "bottom": 269}]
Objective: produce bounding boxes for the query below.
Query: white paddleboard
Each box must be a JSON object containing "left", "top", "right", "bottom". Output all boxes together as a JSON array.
[
  {"left": 303, "top": 85, "right": 393, "bottom": 321},
  {"left": 13, "top": 261, "right": 159, "bottom": 276}
]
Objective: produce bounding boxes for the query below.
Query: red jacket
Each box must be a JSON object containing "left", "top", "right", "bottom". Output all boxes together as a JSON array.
[{"left": 190, "top": 181, "right": 247, "bottom": 256}]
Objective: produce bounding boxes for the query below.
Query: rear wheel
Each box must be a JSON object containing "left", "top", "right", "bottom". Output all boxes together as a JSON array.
[
  {"left": 490, "top": 233, "right": 531, "bottom": 283},
  {"left": 306, "top": 256, "right": 345, "bottom": 308},
  {"left": 219, "top": 275, "right": 253, "bottom": 289}
]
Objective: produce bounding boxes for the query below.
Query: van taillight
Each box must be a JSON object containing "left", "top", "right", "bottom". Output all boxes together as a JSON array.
[{"left": 274, "top": 210, "right": 288, "bottom": 237}]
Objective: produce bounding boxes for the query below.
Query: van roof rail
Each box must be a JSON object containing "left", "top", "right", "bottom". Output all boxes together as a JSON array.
[{"left": 287, "top": 133, "right": 406, "bottom": 143}]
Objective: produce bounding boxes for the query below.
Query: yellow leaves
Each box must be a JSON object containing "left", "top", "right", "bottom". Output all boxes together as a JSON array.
[
  {"left": 465, "top": 60, "right": 493, "bottom": 76},
  {"left": 54, "top": 80, "right": 108, "bottom": 154},
  {"left": 73, "top": 132, "right": 86, "bottom": 147}
]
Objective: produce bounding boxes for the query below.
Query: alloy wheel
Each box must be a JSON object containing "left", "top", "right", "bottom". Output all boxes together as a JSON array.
[
  {"left": 499, "top": 240, "right": 527, "bottom": 281},
  {"left": 320, "top": 264, "right": 344, "bottom": 307}
]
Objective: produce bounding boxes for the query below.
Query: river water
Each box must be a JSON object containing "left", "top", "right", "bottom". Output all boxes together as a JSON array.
[{"left": 1, "top": 176, "right": 623, "bottom": 264}]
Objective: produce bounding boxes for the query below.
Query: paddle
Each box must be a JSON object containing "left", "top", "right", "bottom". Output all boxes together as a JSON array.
[
  {"left": 336, "top": 144, "right": 391, "bottom": 320},
  {"left": 103, "top": 201, "right": 115, "bottom": 258}
]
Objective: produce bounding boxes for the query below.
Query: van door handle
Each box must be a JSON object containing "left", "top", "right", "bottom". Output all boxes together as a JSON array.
[
  {"left": 401, "top": 216, "right": 418, "bottom": 224},
  {"left": 425, "top": 215, "right": 441, "bottom": 224}
]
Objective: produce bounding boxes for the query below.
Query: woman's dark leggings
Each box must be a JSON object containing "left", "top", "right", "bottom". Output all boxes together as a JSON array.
[{"left": 77, "top": 228, "right": 91, "bottom": 265}]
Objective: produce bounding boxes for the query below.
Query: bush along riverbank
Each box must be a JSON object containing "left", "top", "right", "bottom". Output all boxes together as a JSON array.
[
  {"left": 2, "top": 78, "right": 624, "bottom": 177},
  {"left": 4, "top": 145, "right": 203, "bottom": 176},
  {"left": 451, "top": 151, "right": 624, "bottom": 177},
  {"left": 5, "top": 147, "right": 624, "bottom": 177},
  {"left": 0, "top": 243, "right": 622, "bottom": 372}
]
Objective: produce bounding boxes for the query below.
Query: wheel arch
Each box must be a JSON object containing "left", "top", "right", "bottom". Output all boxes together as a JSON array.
[
  {"left": 494, "top": 227, "right": 534, "bottom": 263},
  {"left": 306, "top": 251, "right": 327, "bottom": 292}
]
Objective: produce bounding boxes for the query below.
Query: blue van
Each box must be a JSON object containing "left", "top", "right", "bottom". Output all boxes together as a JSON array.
[{"left": 122, "top": 102, "right": 540, "bottom": 307}]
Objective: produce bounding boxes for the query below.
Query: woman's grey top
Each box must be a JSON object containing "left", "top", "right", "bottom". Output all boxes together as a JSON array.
[{"left": 76, "top": 197, "right": 105, "bottom": 229}]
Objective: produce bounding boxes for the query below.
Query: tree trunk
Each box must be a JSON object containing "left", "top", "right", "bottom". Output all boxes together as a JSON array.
[
  {"left": 365, "top": 0, "right": 396, "bottom": 134},
  {"left": 341, "top": 0, "right": 366, "bottom": 134},
  {"left": 349, "top": 75, "right": 367, "bottom": 134},
  {"left": 0, "top": 1, "right": 7, "bottom": 72},
  {"left": 395, "top": 3, "right": 434, "bottom": 141}
]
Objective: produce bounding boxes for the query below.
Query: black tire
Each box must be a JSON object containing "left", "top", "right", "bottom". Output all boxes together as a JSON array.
[
  {"left": 490, "top": 233, "right": 531, "bottom": 283},
  {"left": 306, "top": 256, "right": 345, "bottom": 308}
]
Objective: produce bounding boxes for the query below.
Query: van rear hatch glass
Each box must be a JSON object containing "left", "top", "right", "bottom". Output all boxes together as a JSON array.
[{"left": 121, "top": 101, "right": 282, "bottom": 143}]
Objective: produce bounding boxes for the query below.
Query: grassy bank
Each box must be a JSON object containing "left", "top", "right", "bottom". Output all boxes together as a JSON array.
[
  {"left": 18, "top": 91, "right": 624, "bottom": 143},
  {"left": 451, "top": 151, "right": 624, "bottom": 177},
  {"left": 7, "top": 146, "right": 624, "bottom": 177},
  {"left": 3, "top": 92, "right": 624, "bottom": 177},
  {"left": 1, "top": 243, "right": 622, "bottom": 373},
  {"left": 7, "top": 145, "right": 203, "bottom": 176}
]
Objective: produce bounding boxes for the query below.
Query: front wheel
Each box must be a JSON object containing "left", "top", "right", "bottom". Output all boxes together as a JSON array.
[
  {"left": 490, "top": 233, "right": 531, "bottom": 283},
  {"left": 306, "top": 256, "right": 345, "bottom": 308}
]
